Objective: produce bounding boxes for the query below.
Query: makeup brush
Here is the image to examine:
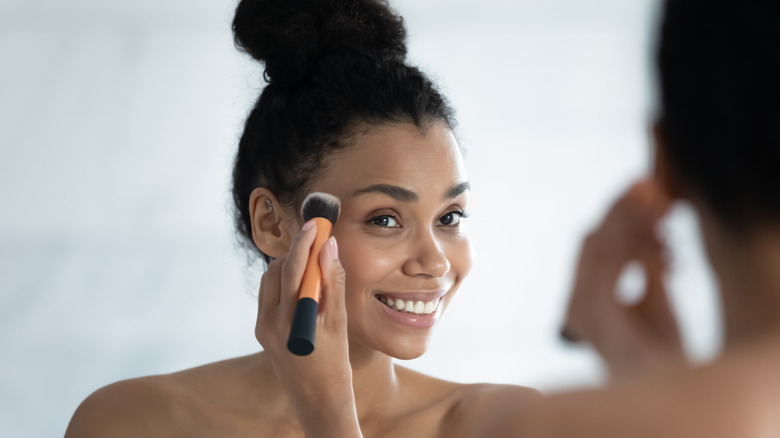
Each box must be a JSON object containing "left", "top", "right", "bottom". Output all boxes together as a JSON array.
[{"left": 287, "top": 192, "right": 341, "bottom": 356}]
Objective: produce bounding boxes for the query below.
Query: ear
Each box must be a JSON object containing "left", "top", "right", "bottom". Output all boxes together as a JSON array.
[
  {"left": 652, "top": 120, "right": 686, "bottom": 200},
  {"left": 248, "top": 188, "right": 294, "bottom": 259}
]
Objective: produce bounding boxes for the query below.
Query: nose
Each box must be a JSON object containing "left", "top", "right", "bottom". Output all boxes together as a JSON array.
[{"left": 401, "top": 228, "right": 450, "bottom": 278}]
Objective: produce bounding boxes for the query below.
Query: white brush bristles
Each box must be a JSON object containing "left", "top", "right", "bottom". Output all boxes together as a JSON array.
[{"left": 301, "top": 192, "right": 341, "bottom": 225}]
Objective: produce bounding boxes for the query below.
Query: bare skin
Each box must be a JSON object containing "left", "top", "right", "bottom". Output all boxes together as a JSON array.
[
  {"left": 503, "top": 123, "right": 780, "bottom": 437},
  {"left": 67, "top": 354, "right": 532, "bottom": 437},
  {"left": 65, "top": 122, "right": 540, "bottom": 438},
  {"left": 504, "top": 175, "right": 780, "bottom": 438},
  {"left": 67, "top": 118, "right": 780, "bottom": 437}
]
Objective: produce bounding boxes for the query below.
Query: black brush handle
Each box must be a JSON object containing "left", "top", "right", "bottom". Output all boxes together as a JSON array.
[{"left": 287, "top": 297, "right": 318, "bottom": 356}]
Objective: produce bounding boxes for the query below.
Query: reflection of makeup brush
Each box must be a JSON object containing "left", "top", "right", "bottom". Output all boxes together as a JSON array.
[{"left": 287, "top": 192, "right": 341, "bottom": 356}]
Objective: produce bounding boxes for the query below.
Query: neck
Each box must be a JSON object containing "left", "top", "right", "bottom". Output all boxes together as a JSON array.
[
  {"left": 251, "top": 343, "right": 401, "bottom": 429},
  {"left": 347, "top": 342, "right": 401, "bottom": 424},
  {"left": 698, "top": 211, "right": 780, "bottom": 348}
]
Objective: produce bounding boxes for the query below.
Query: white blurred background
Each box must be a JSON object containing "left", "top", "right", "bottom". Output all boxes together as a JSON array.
[{"left": 0, "top": 0, "right": 721, "bottom": 436}]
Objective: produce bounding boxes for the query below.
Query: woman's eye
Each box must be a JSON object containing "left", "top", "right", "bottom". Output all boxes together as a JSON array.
[
  {"left": 371, "top": 215, "right": 399, "bottom": 227},
  {"left": 438, "top": 210, "right": 467, "bottom": 226}
]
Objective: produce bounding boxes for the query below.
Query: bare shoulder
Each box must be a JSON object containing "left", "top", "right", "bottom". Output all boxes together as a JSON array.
[
  {"left": 393, "top": 365, "right": 541, "bottom": 438},
  {"left": 443, "top": 381, "right": 542, "bottom": 432},
  {"left": 395, "top": 364, "right": 540, "bottom": 400},
  {"left": 496, "top": 348, "right": 780, "bottom": 438},
  {"left": 65, "top": 374, "right": 183, "bottom": 438},
  {"left": 457, "top": 381, "right": 543, "bottom": 405},
  {"left": 65, "top": 354, "right": 273, "bottom": 438}
]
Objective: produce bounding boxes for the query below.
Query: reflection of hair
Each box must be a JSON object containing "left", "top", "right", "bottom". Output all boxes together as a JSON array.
[
  {"left": 230, "top": 0, "right": 456, "bottom": 261},
  {"left": 658, "top": 0, "right": 780, "bottom": 227}
]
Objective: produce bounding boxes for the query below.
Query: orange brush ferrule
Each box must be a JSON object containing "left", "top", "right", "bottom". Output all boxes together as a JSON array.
[{"left": 298, "top": 217, "right": 333, "bottom": 302}]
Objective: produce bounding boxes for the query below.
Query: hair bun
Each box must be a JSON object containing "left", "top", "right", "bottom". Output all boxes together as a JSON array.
[{"left": 232, "top": 0, "right": 407, "bottom": 83}]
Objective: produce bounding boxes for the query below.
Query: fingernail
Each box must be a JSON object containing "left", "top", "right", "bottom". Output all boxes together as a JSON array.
[
  {"left": 302, "top": 219, "right": 316, "bottom": 231},
  {"left": 326, "top": 236, "right": 339, "bottom": 259},
  {"left": 560, "top": 327, "right": 582, "bottom": 343}
]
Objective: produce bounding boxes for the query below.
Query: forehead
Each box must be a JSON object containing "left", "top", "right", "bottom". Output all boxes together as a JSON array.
[{"left": 312, "top": 122, "right": 467, "bottom": 197}]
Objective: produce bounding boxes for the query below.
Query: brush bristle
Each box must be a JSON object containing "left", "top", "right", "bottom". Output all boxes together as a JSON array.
[{"left": 301, "top": 192, "right": 341, "bottom": 224}]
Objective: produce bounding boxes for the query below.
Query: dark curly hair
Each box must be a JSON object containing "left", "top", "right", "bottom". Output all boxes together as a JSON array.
[
  {"left": 657, "top": 0, "right": 780, "bottom": 229},
  {"left": 230, "top": 0, "right": 456, "bottom": 262}
]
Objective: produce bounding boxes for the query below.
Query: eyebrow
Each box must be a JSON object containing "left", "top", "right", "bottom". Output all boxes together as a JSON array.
[
  {"left": 352, "top": 184, "right": 418, "bottom": 202},
  {"left": 446, "top": 182, "right": 471, "bottom": 199},
  {"left": 351, "top": 181, "right": 470, "bottom": 202}
]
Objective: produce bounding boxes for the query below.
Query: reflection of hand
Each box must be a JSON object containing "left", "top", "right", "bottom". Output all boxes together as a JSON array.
[
  {"left": 563, "top": 179, "right": 687, "bottom": 383},
  {"left": 256, "top": 221, "right": 361, "bottom": 437}
]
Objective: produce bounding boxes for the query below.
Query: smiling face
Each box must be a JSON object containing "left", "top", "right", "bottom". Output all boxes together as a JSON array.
[{"left": 304, "top": 121, "right": 472, "bottom": 360}]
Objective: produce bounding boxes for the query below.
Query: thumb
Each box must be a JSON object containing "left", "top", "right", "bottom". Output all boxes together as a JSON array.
[{"left": 319, "top": 237, "right": 347, "bottom": 325}]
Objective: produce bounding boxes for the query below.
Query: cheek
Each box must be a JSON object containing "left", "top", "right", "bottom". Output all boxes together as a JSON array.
[
  {"left": 335, "top": 234, "right": 401, "bottom": 291},
  {"left": 440, "top": 237, "right": 472, "bottom": 312},
  {"left": 448, "top": 235, "right": 473, "bottom": 280}
]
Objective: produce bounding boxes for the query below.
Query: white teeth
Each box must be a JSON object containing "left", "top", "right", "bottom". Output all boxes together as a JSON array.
[{"left": 379, "top": 296, "right": 441, "bottom": 315}]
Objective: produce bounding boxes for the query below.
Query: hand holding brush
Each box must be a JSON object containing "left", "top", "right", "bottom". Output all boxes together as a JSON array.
[{"left": 287, "top": 192, "right": 342, "bottom": 356}]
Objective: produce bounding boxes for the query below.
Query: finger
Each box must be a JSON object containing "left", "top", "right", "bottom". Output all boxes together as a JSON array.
[
  {"left": 573, "top": 231, "right": 628, "bottom": 302},
  {"left": 601, "top": 178, "right": 670, "bottom": 239},
  {"left": 257, "top": 271, "right": 267, "bottom": 315},
  {"left": 259, "top": 259, "right": 283, "bottom": 330},
  {"left": 584, "top": 180, "right": 670, "bottom": 293},
  {"left": 278, "top": 220, "right": 319, "bottom": 321},
  {"left": 599, "top": 180, "right": 648, "bottom": 232},
  {"left": 318, "top": 236, "right": 347, "bottom": 329},
  {"left": 256, "top": 272, "right": 266, "bottom": 343},
  {"left": 265, "top": 259, "right": 284, "bottom": 308},
  {"left": 565, "top": 200, "right": 654, "bottom": 344},
  {"left": 564, "top": 179, "right": 665, "bottom": 345},
  {"left": 559, "top": 326, "right": 583, "bottom": 343},
  {"left": 635, "top": 240, "right": 682, "bottom": 347}
]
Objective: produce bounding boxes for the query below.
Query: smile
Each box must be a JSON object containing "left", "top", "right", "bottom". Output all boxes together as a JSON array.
[{"left": 376, "top": 295, "right": 442, "bottom": 315}]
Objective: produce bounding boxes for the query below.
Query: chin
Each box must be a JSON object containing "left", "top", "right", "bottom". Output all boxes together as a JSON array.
[
  {"left": 381, "top": 336, "right": 433, "bottom": 360},
  {"left": 350, "top": 331, "right": 434, "bottom": 360},
  {"left": 391, "top": 350, "right": 427, "bottom": 361}
]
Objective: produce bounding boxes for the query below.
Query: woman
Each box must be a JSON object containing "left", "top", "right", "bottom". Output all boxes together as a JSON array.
[
  {"left": 512, "top": 0, "right": 780, "bottom": 435},
  {"left": 69, "top": 0, "right": 780, "bottom": 435},
  {"left": 65, "top": 1, "right": 541, "bottom": 436}
]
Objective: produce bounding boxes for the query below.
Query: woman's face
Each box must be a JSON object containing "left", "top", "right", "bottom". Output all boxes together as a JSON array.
[{"left": 306, "top": 121, "right": 472, "bottom": 360}]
